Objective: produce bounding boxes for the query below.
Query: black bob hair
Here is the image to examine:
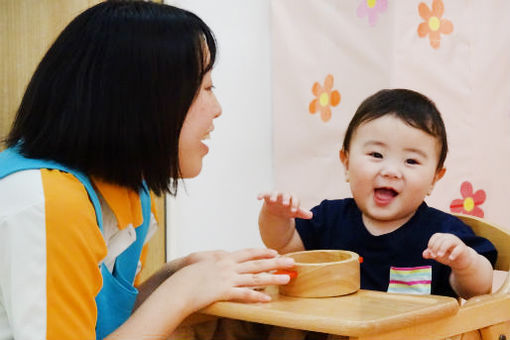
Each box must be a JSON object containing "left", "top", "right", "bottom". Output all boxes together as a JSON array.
[
  {"left": 342, "top": 88, "right": 448, "bottom": 171},
  {"left": 5, "top": 0, "right": 216, "bottom": 195}
]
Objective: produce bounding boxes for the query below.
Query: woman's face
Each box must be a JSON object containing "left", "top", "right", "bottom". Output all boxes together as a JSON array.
[{"left": 178, "top": 70, "right": 222, "bottom": 178}]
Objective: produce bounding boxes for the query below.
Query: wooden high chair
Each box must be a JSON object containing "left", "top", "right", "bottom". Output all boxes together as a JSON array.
[
  {"left": 449, "top": 213, "right": 510, "bottom": 340},
  {"left": 178, "top": 213, "right": 510, "bottom": 340}
]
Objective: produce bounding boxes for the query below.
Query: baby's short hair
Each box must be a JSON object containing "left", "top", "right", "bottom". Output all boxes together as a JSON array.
[{"left": 342, "top": 89, "right": 448, "bottom": 171}]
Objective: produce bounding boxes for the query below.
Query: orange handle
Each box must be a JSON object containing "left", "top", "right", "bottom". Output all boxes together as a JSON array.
[{"left": 274, "top": 269, "right": 298, "bottom": 280}]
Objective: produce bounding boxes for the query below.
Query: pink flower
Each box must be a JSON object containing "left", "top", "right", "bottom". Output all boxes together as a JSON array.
[
  {"left": 357, "top": 0, "right": 388, "bottom": 27},
  {"left": 450, "top": 181, "right": 486, "bottom": 218}
]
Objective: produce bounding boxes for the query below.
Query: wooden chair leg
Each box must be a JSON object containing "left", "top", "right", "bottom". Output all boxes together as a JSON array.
[
  {"left": 460, "top": 330, "right": 482, "bottom": 340},
  {"left": 480, "top": 321, "right": 510, "bottom": 340},
  {"left": 444, "top": 330, "right": 481, "bottom": 340}
]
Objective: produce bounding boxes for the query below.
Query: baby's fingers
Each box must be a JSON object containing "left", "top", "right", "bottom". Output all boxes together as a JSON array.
[
  {"left": 434, "top": 239, "right": 454, "bottom": 258},
  {"left": 289, "top": 194, "right": 300, "bottom": 213},
  {"left": 282, "top": 192, "right": 291, "bottom": 206},
  {"left": 427, "top": 233, "right": 443, "bottom": 249},
  {"left": 287, "top": 195, "right": 312, "bottom": 219},
  {"left": 256, "top": 191, "right": 282, "bottom": 203},
  {"left": 295, "top": 207, "right": 313, "bottom": 219},
  {"left": 448, "top": 244, "right": 464, "bottom": 261},
  {"left": 427, "top": 233, "right": 452, "bottom": 256},
  {"left": 257, "top": 192, "right": 271, "bottom": 201},
  {"left": 422, "top": 248, "right": 433, "bottom": 259}
]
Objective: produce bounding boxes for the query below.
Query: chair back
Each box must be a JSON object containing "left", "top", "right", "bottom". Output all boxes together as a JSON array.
[{"left": 453, "top": 213, "right": 510, "bottom": 271}]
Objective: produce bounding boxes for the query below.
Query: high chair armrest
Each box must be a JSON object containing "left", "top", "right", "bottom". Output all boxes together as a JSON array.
[{"left": 493, "top": 270, "right": 510, "bottom": 295}]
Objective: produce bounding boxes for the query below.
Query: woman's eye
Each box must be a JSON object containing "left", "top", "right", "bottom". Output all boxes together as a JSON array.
[
  {"left": 406, "top": 159, "right": 419, "bottom": 165},
  {"left": 205, "top": 84, "right": 215, "bottom": 91},
  {"left": 369, "top": 152, "right": 383, "bottom": 159}
]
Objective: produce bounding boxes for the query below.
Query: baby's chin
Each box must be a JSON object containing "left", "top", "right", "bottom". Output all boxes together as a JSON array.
[{"left": 362, "top": 207, "right": 416, "bottom": 225}]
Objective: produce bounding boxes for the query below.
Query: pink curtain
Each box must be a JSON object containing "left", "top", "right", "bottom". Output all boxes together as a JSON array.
[{"left": 271, "top": 0, "right": 510, "bottom": 227}]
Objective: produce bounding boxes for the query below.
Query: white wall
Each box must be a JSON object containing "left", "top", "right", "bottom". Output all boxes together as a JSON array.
[{"left": 166, "top": 0, "right": 272, "bottom": 260}]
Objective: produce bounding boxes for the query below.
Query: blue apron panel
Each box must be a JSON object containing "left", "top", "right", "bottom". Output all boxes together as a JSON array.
[
  {"left": 0, "top": 147, "right": 152, "bottom": 339},
  {"left": 0, "top": 147, "right": 103, "bottom": 231},
  {"left": 96, "top": 185, "right": 151, "bottom": 339},
  {"left": 94, "top": 264, "right": 138, "bottom": 339}
]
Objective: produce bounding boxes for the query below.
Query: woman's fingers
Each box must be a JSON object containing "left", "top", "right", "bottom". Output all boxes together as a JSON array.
[
  {"left": 233, "top": 272, "right": 291, "bottom": 287},
  {"left": 203, "top": 248, "right": 291, "bottom": 265},
  {"left": 183, "top": 249, "right": 297, "bottom": 306},
  {"left": 235, "top": 255, "right": 295, "bottom": 274},
  {"left": 227, "top": 287, "right": 273, "bottom": 303},
  {"left": 228, "top": 248, "right": 280, "bottom": 263}
]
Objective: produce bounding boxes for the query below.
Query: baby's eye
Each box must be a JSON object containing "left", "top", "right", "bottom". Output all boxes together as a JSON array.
[
  {"left": 369, "top": 152, "right": 383, "bottom": 159},
  {"left": 406, "top": 159, "right": 419, "bottom": 165}
]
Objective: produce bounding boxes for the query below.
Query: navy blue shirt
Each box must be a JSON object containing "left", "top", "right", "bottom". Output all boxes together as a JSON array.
[{"left": 295, "top": 199, "right": 497, "bottom": 297}]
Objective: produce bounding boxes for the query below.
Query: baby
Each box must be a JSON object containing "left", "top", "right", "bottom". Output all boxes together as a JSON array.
[{"left": 259, "top": 89, "right": 496, "bottom": 299}]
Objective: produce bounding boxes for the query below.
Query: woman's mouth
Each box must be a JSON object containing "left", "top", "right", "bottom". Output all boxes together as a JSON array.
[
  {"left": 202, "top": 126, "right": 214, "bottom": 140},
  {"left": 200, "top": 127, "right": 214, "bottom": 153}
]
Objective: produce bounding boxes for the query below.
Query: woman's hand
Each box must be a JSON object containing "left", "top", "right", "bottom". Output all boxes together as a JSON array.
[
  {"left": 166, "top": 248, "right": 295, "bottom": 312},
  {"left": 122, "top": 248, "right": 294, "bottom": 339}
]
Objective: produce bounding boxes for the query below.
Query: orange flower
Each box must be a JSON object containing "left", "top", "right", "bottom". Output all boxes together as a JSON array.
[
  {"left": 417, "top": 0, "right": 453, "bottom": 49},
  {"left": 308, "top": 74, "right": 341, "bottom": 122}
]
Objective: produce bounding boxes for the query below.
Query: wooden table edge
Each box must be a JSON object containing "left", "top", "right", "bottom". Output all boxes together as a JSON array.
[{"left": 199, "top": 289, "right": 460, "bottom": 337}]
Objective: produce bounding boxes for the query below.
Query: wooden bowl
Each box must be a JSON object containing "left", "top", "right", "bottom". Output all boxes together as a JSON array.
[{"left": 279, "top": 249, "right": 360, "bottom": 298}]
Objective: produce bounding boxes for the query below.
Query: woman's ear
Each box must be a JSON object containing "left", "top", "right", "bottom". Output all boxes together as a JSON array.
[{"left": 339, "top": 149, "right": 350, "bottom": 182}]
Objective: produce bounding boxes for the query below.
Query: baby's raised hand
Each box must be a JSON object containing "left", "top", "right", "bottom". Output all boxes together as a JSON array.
[
  {"left": 257, "top": 191, "right": 313, "bottom": 220},
  {"left": 422, "top": 233, "right": 474, "bottom": 270}
]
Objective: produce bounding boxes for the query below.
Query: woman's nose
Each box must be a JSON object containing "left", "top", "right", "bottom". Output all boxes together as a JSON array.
[{"left": 213, "top": 94, "right": 222, "bottom": 119}]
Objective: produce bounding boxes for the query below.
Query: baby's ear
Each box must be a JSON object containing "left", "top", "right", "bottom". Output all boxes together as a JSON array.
[
  {"left": 339, "top": 149, "right": 350, "bottom": 182},
  {"left": 427, "top": 168, "right": 446, "bottom": 195},
  {"left": 339, "top": 149, "right": 348, "bottom": 166},
  {"left": 434, "top": 167, "right": 446, "bottom": 183}
]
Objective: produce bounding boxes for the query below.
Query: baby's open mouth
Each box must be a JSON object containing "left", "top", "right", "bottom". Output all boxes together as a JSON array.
[{"left": 374, "top": 187, "right": 398, "bottom": 197}]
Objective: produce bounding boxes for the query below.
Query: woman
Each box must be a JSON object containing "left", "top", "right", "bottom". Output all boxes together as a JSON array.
[{"left": 0, "top": 1, "right": 294, "bottom": 339}]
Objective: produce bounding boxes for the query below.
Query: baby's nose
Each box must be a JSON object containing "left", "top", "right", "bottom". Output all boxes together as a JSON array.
[{"left": 379, "top": 164, "right": 402, "bottom": 179}]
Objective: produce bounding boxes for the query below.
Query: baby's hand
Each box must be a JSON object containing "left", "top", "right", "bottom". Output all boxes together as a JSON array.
[
  {"left": 257, "top": 191, "right": 313, "bottom": 220},
  {"left": 423, "top": 233, "right": 474, "bottom": 270}
]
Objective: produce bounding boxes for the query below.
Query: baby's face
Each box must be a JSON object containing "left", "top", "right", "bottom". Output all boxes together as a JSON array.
[{"left": 340, "top": 115, "right": 445, "bottom": 232}]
